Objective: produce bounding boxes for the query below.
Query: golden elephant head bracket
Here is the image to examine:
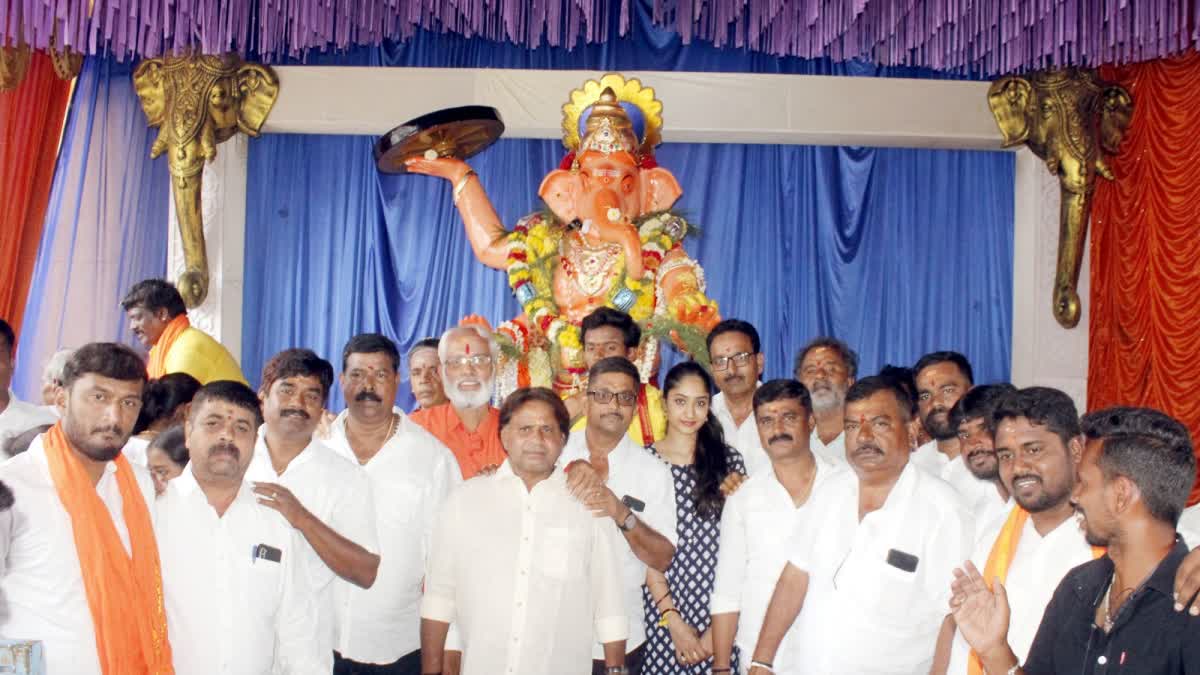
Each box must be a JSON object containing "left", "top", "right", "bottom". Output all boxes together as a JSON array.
[
  {"left": 988, "top": 68, "right": 1133, "bottom": 328},
  {"left": 133, "top": 53, "right": 279, "bottom": 308},
  {"left": 0, "top": 42, "right": 31, "bottom": 90}
]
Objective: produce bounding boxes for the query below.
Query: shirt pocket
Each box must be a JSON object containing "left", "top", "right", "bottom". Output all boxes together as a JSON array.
[
  {"left": 537, "top": 526, "right": 586, "bottom": 582},
  {"left": 848, "top": 554, "right": 922, "bottom": 626},
  {"left": 746, "top": 510, "right": 793, "bottom": 566}
]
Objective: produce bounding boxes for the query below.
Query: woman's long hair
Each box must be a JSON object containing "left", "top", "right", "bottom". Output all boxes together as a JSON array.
[{"left": 663, "top": 361, "right": 732, "bottom": 520}]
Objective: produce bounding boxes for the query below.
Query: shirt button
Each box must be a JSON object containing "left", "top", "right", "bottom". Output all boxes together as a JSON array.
[{"left": 1098, "top": 655, "right": 1108, "bottom": 665}]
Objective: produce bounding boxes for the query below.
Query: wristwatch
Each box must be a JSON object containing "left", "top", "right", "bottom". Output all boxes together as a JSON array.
[
  {"left": 605, "top": 667, "right": 628, "bottom": 675},
  {"left": 618, "top": 510, "right": 637, "bottom": 532}
]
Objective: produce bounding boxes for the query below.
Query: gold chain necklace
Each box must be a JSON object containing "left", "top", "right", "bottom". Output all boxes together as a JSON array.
[{"left": 354, "top": 413, "right": 397, "bottom": 466}]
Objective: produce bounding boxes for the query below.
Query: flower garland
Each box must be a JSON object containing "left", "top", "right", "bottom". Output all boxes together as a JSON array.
[{"left": 503, "top": 210, "right": 691, "bottom": 356}]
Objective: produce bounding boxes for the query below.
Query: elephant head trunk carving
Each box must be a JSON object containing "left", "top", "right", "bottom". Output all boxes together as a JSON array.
[
  {"left": 134, "top": 53, "right": 279, "bottom": 308},
  {"left": 988, "top": 68, "right": 1133, "bottom": 328}
]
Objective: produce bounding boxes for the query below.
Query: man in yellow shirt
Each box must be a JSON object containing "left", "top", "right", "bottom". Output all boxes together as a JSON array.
[
  {"left": 121, "top": 279, "right": 246, "bottom": 385},
  {"left": 565, "top": 307, "right": 665, "bottom": 447}
]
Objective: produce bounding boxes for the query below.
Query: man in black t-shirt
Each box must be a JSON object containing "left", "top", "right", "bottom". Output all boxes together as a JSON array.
[{"left": 951, "top": 406, "right": 1200, "bottom": 675}]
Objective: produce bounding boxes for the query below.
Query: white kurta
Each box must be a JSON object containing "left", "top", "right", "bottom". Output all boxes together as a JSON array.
[
  {"left": 0, "top": 396, "right": 57, "bottom": 459},
  {"left": 808, "top": 428, "right": 846, "bottom": 467},
  {"left": 787, "top": 462, "right": 972, "bottom": 674},
  {"left": 156, "top": 468, "right": 329, "bottom": 675},
  {"left": 421, "top": 461, "right": 628, "bottom": 675},
  {"left": 946, "top": 511, "right": 1097, "bottom": 674},
  {"left": 712, "top": 389, "right": 769, "bottom": 476},
  {"left": 326, "top": 407, "right": 461, "bottom": 664},
  {"left": 0, "top": 435, "right": 155, "bottom": 675},
  {"left": 710, "top": 458, "right": 838, "bottom": 673},
  {"left": 246, "top": 430, "right": 379, "bottom": 660},
  {"left": 561, "top": 431, "right": 677, "bottom": 657}
]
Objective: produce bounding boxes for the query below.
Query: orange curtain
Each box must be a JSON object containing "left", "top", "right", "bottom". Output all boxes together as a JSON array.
[
  {"left": 1090, "top": 51, "right": 1200, "bottom": 504},
  {"left": 0, "top": 52, "right": 72, "bottom": 336}
]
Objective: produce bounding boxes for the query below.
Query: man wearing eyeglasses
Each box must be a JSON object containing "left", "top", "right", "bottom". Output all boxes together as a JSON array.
[
  {"left": 707, "top": 319, "right": 770, "bottom": 476},
  {"left": 411, "top": 324, "right": 506, "bottom": 479},
  {"left": 326, "top": 333, "right": 462, "bottom": 675},
  {"left": 559, "top": 356, "right": 677, "bottom": 675}
]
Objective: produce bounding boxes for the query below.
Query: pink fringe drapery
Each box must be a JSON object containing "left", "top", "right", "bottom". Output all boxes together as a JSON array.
[{"left": 2, "top": 0, "right": 1196, "bottom": 74}]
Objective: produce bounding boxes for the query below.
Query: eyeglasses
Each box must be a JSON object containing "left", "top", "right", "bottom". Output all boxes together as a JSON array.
[
  {"left": 443, "top": 354, "right": 493, "bottom": 369},
  {"left": 587, "top": 390, "right": 638, "bottom": 407},
  {"left": 345, "top": 368, "right": 394, "bottom": 384},
  {"left": 711, "top": 352, "right": 754, "bottom": 371}
]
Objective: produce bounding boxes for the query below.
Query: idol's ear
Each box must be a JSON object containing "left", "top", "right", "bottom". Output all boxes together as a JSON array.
[
  {"left": 538, "top": 169, "right": 583, "bottom": 223},
  {"left": 639, "top": 166, "right": 683, "bottom": 213}
]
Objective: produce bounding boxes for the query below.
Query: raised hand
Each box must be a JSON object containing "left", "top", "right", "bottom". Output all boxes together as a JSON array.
[
  {"left": 949, "top": 561, "right": 1011, "bottom": 657},
  {"left": 404, "top": 156, "right": 471, "bottom": 182}
]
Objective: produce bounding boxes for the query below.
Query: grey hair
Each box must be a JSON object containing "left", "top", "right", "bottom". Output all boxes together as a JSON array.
[
  {"left": 42, "top": 349, "right": 75, "bottom": 385},
  {"left": 438, "top": 325, "right": 500, "bottom": 363}
]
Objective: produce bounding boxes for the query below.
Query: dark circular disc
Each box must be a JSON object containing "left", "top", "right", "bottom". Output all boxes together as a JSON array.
[{"left": 374, "top": 105, "right": 505, "bottom": 174}]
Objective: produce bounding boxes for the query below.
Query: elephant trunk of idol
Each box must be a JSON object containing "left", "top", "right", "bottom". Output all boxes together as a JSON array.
[
  {"left": 171, "top": 169, "right": 210, "bottom": 309},
  {"left": 589, "top": 188, "right": 645, "bottom": 281},
  {"left": 1054, "top": 179, "right": 1091, "bottom": 329}
]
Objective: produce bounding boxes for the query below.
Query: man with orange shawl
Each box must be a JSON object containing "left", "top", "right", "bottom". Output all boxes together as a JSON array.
[
  {"left": 932, "top": 387, "right": 1099, "bottom": 674},
  {"left": 0, "top": 343, "right": 174, "bottom": 674},
  {"left": 121, "top": 279, "right": 246, "bottom": 385}
]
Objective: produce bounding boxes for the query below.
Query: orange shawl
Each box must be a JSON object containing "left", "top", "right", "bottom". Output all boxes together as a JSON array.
[
  {"left": 43, "top": 423, "right": 174, "bottom": 674},
  {"left": 147, "top": 314, "right": 189, "bottom": 378},
  {"left": 967, "top": 505, "right": 1103, "bottom": 675}
]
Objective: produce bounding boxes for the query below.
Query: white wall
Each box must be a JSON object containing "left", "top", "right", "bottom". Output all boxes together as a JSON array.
[{"left": 1009, "top": 148, "right": 1089, "bottom": 411}]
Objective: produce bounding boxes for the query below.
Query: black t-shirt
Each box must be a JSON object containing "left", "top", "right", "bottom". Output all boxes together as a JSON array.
[{"left": 1024, "top": 540, "right": 1200, "bottom": 674}]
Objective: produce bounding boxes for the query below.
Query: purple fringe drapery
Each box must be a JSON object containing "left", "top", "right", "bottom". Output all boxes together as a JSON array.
[{"left": 2, "top": 0, "right": 1197, "bottom": 75}]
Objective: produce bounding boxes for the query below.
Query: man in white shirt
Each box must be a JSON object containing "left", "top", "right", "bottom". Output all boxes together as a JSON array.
[
  {"left": 158, "top": 381, "right": 328, "bottom": 675},
  {"left": 0, "top": 342, "right": 170, "bottom": 675},
  {"left": 0, "top": 320, "right": 58, "bottom": 458},
  {"left": 245, "top": 348, "right": 381, "bottom": 664},
  {"left": 936, "top": 386, "right": 1096, "bottom": 674},
  {"left": 793, "top": 337, "right": 857, "bottom": 467},
  {"left": 421, "top": 387, "right": 628, "bottom": 675},
  {"left": 711, "top": 379, "right": 837, "bottom": 674},
  {"left": 944, "top": 383, "right": 1017, "bottom": 527},
  {"left": 560, "top": 357, "right": 677, "bottom": 674},
  {"left": 750, "top": 376, "right": 972, "bottom": 675},
  {"left": 707, "top": 319, "right": 768, "bottom": 476},
  {"left": 326, "top": 333, "right": 462, "bottom": 674},
  {"left": 911, "top": 351, "right": 974, "bottom": 475}
]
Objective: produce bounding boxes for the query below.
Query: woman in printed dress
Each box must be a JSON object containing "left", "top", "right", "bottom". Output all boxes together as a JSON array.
[{"left": 642, "top": 361, "right": 746, "bottom": 674}]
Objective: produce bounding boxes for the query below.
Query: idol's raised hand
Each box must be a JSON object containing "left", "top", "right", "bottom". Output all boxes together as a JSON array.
[
  {"left": 948, "top": 561, "right": 1011, "bottom": 657},
  {"left": 404, "top": 156, "right": 471, "bottom": 182}
]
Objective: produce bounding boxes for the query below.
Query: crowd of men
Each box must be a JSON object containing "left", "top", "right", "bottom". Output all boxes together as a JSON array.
[{"left": 0, "top": 277, "right": 1199, "bottom": 675}]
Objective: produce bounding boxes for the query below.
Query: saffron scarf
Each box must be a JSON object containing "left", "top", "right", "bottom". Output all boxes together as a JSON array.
[
  {"left": 967, "top": 505, "right": 1103, "bottom": 675},
  {"left": 42, "top": 423, "right": 174, "bottom": 674},
  {"left": 146, "top": 314, "right": 189, "bottom": 378}
]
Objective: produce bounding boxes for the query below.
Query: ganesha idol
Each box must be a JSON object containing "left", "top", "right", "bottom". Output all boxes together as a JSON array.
[{"left": 406, "top": 74, "right": 720, "bottom": 401}]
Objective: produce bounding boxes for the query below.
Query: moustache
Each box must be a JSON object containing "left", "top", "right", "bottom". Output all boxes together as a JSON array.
[
  {"left": 965, "top": 447, "right": 994, "bottom": 459},
  {"left": 811, "top": 379, "right": 832, "bottom": 391},
  {"left": 768, "top": 433, "right": 795, "bottom": 445},
  {"left": 280, "top": 409, "right": 310, "bottom": 420},
  {"left": 90, "top": 425, "right": 124, "bottom": 436},
  {"left": 853, "top": 443, "right": 884, "bottom": 457},
  {"left": 355, "top": 391, "right": 383, "bottom": 403},
  {"left": 208, "top": 442, "right": 240, "bottom": 460}
]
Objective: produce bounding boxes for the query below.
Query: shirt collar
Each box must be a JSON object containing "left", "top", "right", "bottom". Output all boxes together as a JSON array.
[
  {"left": 1073, "top": 538, "right": 1189, "bottom": 604},
  {"left": 1146, "top": 538, "right": 1191, "bottom": 597},
  {"left": 173, "top": 464, "right": 256, "bottom": 507},
  {"left": 253, "top": 426, "right": 320, "bottom": 476}
]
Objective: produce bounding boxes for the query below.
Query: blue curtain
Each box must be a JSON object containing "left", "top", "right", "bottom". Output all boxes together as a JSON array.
[
  {"left": 13, "top": 57, "right": 170, "bottom": 400},
  {"left": 243, "top": 7, "right": 1011, "bottom": 412},
  {"left": 245, "top": 135, "right": 1013, "bottom": 412}
]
